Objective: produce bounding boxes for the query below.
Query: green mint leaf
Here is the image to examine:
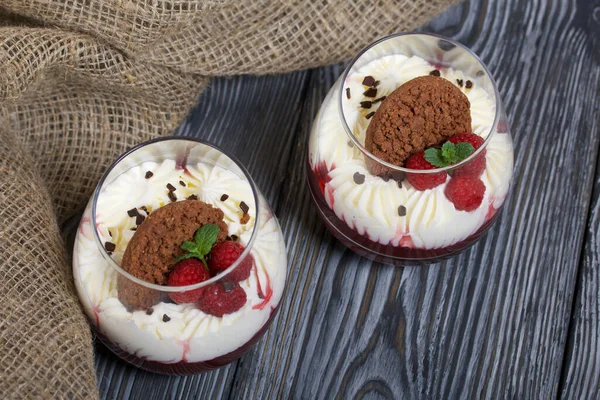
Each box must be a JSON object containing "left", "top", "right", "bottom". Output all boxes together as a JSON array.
[
  {"left": 174, "top": 252, "right": 200, "bottom": 263},
  {"left": 454, "top": 142, "right": 475, "bottom": 160},
  {"left": 180, "top": 241, "right": 198, "bottom": 253},
  {"left": 193, "top": 224, "right": 220, "bottom": 257},
  {"left": 441, "top": 141, "right": 457, "bottom": 164},
  {"left": 424, "top": 148, "right": 448, "bottom": 167}
]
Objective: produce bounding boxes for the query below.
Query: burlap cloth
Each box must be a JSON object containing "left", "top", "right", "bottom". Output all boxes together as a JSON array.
[{"left": 0, "top": 1, "right": 458, "bottom": 398}]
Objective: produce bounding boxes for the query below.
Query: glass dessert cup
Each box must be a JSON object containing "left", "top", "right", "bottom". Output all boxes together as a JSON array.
[
  {"left": 307, "top": 33, "right": 514, "bottom": 266},
  {"left": 73, "top": 137, "right": 287, "bottom": 374}
]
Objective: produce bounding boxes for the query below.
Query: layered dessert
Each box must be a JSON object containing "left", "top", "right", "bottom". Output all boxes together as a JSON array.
[
  {"left": 73, "top": 140, "right": 287, "bottom": 374},
  {"left": 308, "top": 35, "right": 514, "bottom": 263}
]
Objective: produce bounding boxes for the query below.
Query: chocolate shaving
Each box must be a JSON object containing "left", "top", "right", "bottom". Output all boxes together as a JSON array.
[
  {"left": 162, "top": 314, "right": 171, "bottom": 322},
  {"left": 430, "top": 70, "right": 441, "bottom": 77},
  {"left": 146, "top": 308, "right": 154, "bottom": 315},
  {"left": 131, "top": 227, "right": 137, "bottom": 231},
  {"left": 166, "top": 183, "right": 176, "bottom": 192},
  {"left": 362, "top": 76, "right": 375, "bottom": 87},
  {"left": 104, "top": 242, "right": 116, "bottom": 252},
  {"left": 241, "top": 213, "right": 250, "bottom": 224},
  {"left": 374, "top": 80, "right": 380, "bottom": 87},
  {"left": 220, "top": 194, "right": 229, "bottom": 201},
  {"left": 398, "top": 205, "right": 407, "bottom": 217},
  {"left": 346, "top": 87, "right": 351, "bottom": 99},
  {"left": 179, "top": 180, "right": 186, "bottom": 187},
  {"left": 365, "top": 111, "right": 376, "bottom": 119},
  {"left": 168, "top": 191, "right": 177, "bottom": 202},
  {"left": 360, "top": 101, "right": 372, "bottom": 109},
  {"left": 136, "top": 215, "right": 145, "bottom": 225},
  {"left": 108, "top": 230, "right": 112, "bottom": 237},
  {"left": 363, "top": 87, "right": 377, "bottom": 98},
  {"left": 187, "top": 194, "right": 198, "bottom": 200},
  {"left": 372, "top": 96, "right": 386, "bottom": 104},
  {"left": 456, "top": 79, "right": 464, "bottom": 87},
  {"left": 353, "top": 172, "right": 365, "bottom": 185},
  {"left": 465, "top": 80, "right": 473, "bottom": 89},
  {"left": 240, "top": 201, "right": 249, "bottom": 214},
  {"left": 127, "top": 208, "right": 139, "bottom": 217},
  {"left": 140, "top": 206, "right": 148, "bottom": 213},
  {"left": 231, "top": 234, "right": 238, "bottom": 241},
  {"left": 397, "top": 180, "right": 403, "bottom": 189},
  {"left": 145, "top": 171, "right": 153, "bottom": 179}
]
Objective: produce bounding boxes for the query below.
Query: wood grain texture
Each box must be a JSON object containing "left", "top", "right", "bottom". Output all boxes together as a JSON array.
[
  {"left": 92, "top": 0, "right": 600, "bottom": 398},
  {"left": 226, "top": 0, "right": 600, "bottom": 398},
  {"left": 94, "top": 71, "right": 309, "bottom": 400}
]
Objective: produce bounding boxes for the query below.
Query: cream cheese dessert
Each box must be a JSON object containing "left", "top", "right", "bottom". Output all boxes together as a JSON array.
[
  {"left": 307, "top": 34, "right": 514, "bottom": 263},
  {"left": 73, "top": 139, "right": 287, "bottom": 373}
]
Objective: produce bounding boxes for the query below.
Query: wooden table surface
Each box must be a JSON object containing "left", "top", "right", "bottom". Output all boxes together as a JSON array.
[{"left": 91, "top": 0, "right": 600, "bottom": 398}]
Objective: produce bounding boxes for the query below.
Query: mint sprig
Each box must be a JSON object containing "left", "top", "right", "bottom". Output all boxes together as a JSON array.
[
  {"left": 174, "top": 224, "right": 220, "bottom": 268},
  {"left": 424, "top": 141, "right": 475, "bottom": 167}
]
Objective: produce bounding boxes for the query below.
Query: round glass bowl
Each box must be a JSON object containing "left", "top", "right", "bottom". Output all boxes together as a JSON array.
[
  {"left": 73, "top": 137, "right": 287, "bottom": 374},
  {"left": 307, "top": 33, "right": 514, "bottom": 265}
]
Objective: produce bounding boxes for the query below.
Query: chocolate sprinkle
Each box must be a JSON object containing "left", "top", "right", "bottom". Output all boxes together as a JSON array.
[
  {"left": 362, "top": 76, "right": 375, "bottom": 87},
  {"left": 162, "top": 314, "right": 171, "bottom": 322},
  {"left": 240, "top": 201, "right": 249, "bottom": 214},
  {"left": 127, "top": 208, "right": 138, "bottom": 217},
  {"left": 136, "top": 215, "right": 145, "bottom": 225},
  {"left": 104, "top": 242, "right": 116, "bottom": 252},
  {"left": 360, "top": 101, "right": 372, "bottom": 109},
  {"left": 187, "top": 194, "right": 198, "bottom": 200},
  {"left": 108, "top": 230, "right": 112, "bottom": 237},
  {"left": 397, "top": 180, "right": 403, "bottom": 189},
  {"left": 167, "top": 183, "right": 176, "bottom": 192},
  {"left": 145, "top": 171, "right": 153, "bottom": 179},
  {"left": 465, "top": 80, "right": 473, "bottom": 89},
  {"left": 346, "top": 87, "right": 351, "bottom": 99},
  {"left": 146, "top": 308, "right": 154, "bottom": 315},
  {"left": 363, "top": 87, "right": 377, "bottom": 98},
  {"left": 223, "top": 282, "right": 234, "bottom": 293},
  {"left": 353, "top": 172, "right": 365, "bottom": 184},
  {"left": 365, "top": 111, "right": 376, "bottom": 119},
  {"left": 457, "top": 79, "right": 464, "bottom": 87},
  {"left": 168, "top": 191, "right": 177, "bottom": 202},
  {"left": 231, "top": 234, "right": 238, "bottom": 241},
  {"left": 398, "top": 206, "right": 407, "bottom": 217},
  {"left": 220, "top": 194, "right": 229, "bottom": 201},
  {"left": 430, "top": 69, "right": 441, "bottom": 77},
  {"left": 372, "top": 96, "right": 386, "bottom": 104},
  {"left": 374, "top": 80, "right": 380, "bottom": 87},
  {"left": 179, "top": 180, "right": 186, "bottom": 187}
]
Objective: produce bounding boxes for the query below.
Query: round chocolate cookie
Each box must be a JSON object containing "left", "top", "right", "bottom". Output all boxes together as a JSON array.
[
  {"left": 364, "top": 75, "right": 472, "bottom": 176},
  {"left": 118, "top": 200, "right": 228, "bottom": 311}
]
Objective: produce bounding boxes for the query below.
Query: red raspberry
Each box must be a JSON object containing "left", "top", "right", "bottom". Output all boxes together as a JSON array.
[
  {"left": 167, "top": 259, "right": 211, "bottom": 304},
  {"left": 405, "top": 151, "right": 447, "bottom": 190},
  {"left": 448, "top": 133, "right": 486, "bottom": 177},
  {"left": 197, "top": 282, "right": 247, "bottom": 317},
  {"left": 444, "top": 175, "right": 486, "bottom": 211},
  {"left": 208, "top": 241, "right": 253, "bottom": 282}
]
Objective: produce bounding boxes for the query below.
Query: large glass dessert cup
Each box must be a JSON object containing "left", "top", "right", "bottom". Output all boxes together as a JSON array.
[
  {"left": 73, "top": 137, "right": 287, "bottom": 374},
  {"left": 307, "top": 33, "right": 514, "bottom": 265}
]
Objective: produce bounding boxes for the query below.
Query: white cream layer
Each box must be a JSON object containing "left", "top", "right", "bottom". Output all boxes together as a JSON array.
[
  {"left": 309, "top": 54, "right": 514, "bottom": 249},
  {"left": 73, "top": 160, "right": 287, "bottom": 363}
]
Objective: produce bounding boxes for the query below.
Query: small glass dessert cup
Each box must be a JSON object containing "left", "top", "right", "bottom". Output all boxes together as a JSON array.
[
  {"left": 73, "top": 137, "right": 287, "bottom": 374},
  {"left": 307, "top": 33, "right": 514, "bottom": 265}
]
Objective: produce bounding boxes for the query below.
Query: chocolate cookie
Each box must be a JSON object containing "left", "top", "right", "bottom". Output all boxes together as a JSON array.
[
  {"left": 365, "top": 75, "right": 471, "bottom": 176},
  {"left": 118, "top": 200, "right": 228, "bottom": 310}
]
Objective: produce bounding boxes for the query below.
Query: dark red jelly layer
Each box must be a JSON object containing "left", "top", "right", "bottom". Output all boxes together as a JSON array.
[
  {"left": 93, "top": 306, "right": 279, "bottom": 375},
  {"left": 306, "top": 160, "right": 500, "bottom": 266}
]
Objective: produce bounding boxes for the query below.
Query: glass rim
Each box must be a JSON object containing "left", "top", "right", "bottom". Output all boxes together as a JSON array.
[
  {"left": 338, "top": 31, "right": 501, "bottom": 174},
  {"left": 91, "top": 136, "right": 261, "bottom": 293}
]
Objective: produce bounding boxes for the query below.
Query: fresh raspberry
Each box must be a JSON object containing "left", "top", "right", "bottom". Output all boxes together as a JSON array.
[
  {"left": 167, "top": 259, "right": 211, "bottom": 304},
  {"left": 448, "top": 133, "right": 486, "bottom": 177},
  {"left": 197, "top": 282, "right": 247, "bottom": 317},
  {"left": 208, "top": 241, "right": 253, "bottom": 282},
  {"left": 444, "top": 175, "right": 486, "bottom": 211},
  {"left": 405, "top": 151, "right": 447, "bottom": 190}
]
